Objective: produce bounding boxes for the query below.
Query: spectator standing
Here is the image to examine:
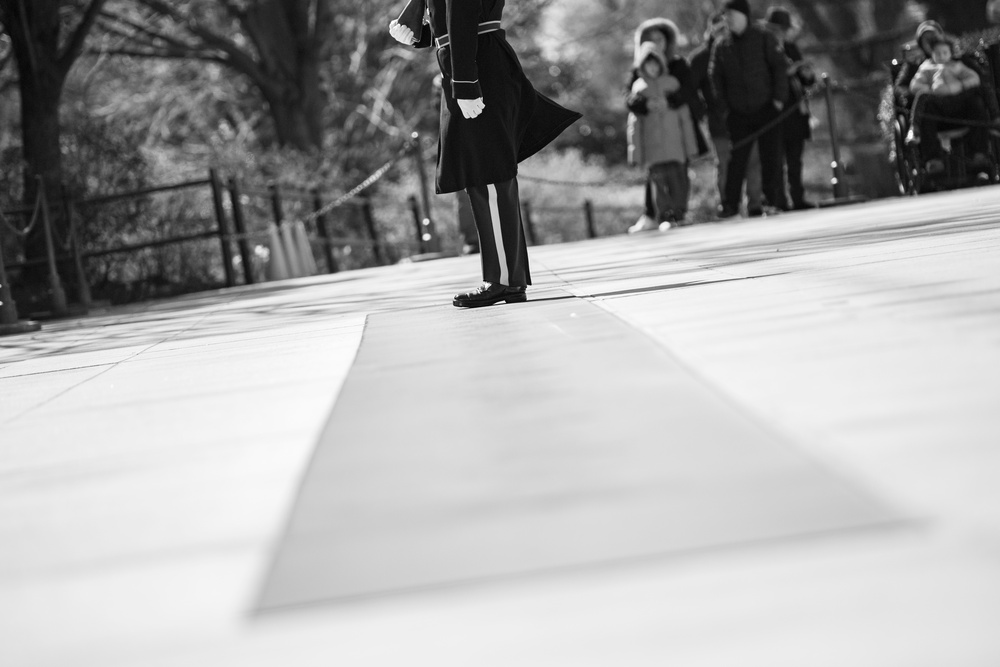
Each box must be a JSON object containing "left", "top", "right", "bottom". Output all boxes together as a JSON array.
[
  {"left": 907, "top": 35, "right": 991, "bottom": 173},
  {"left": 689, "top": 11, "right": 764, "bottom": 216},
  {"left": 765, "top": 6, "right": 816, "bottom": 210},
  {"left": 627, "top": 42, "right": 702, "bottom": 226},
  {"left": 710, "top": 0, "right": 790, "bottom": 217},
  {"left": 626, "top": 18, "right": 708, "bottom": 232}
]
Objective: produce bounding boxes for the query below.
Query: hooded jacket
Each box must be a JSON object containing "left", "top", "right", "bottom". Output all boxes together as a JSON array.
[
  {"left": 627, "top": 19, "right": 695, "bottom": 112},
  {"left": 628, "top": 42, "right": 700, "bottom": 167},
  {"left": 625, "top": 18, "right": 709, "bottom": 155}
]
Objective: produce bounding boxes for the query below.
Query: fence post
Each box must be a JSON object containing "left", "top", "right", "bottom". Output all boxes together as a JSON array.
[
  {"left": 583, "top": 199, "right": 597, "bottom": 239},
  {"left": 209, "top": 169, "right": 236, "bottom": 288},
  {"left": 408, "top": 194, "right": 427, "bottom": 254},
  {"left": 63, "top": 198, "right": 92, "bottom": 309},
  {"left": 360, "top": 194, "right": 384, "bottom": 265},
  {"left": 410, "top": 132, "right": 439, "bottom": 252},
  {"left": 37, "top": 179, "right": 68, "bottom": 316},
  {"left": 311, "top": 188, "right": 338, "bottom": 274},
  {"left": 226, "top": 178, "right": 255, "bottom": 285},
  {"left": 521, "top": 200, "right": 537, "bottom": 246},
  {"left": 822, "top": 74, "right": 849, "bottom": 200}
]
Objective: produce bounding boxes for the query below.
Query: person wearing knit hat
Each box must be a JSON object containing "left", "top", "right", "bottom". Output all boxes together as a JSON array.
[
  {"left": 723, "top": 0, "right": 751, "bottom": 18},
  {"left": 689, "top": 10, "right": 764, "bottom": 215},
  {"left": 711, "top": 0, "right": 792, "bottom": 216},
  {"left": 765, "top": 5, "right": 817, "bottom": 209}
]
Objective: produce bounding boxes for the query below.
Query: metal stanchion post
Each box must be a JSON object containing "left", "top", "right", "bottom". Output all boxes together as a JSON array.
[
  {"left": 823, "top": 74, "right": 849, "bottom": 201},
  {"left": 0, "top": 231, "right": 40, "bottom": 334},
  {"left": 361, "top": 193, "right": 384, "bottom": 265},
  {"left": 410, "top": 132, "right": 439, "bottom": 252},
  {"left": 583, "top": 199, "right": 597, "bottom": 239},
  {"left": 64, "top": 199, "right": 92, "bottom": 309},
  {"left": 311, "top": 188, "right": 338, "bottom": 274},
  {"left": 408, "top": 194, "right": 427, "bottom": 254},
  {"left": 37, "top": 179, "right": 68, "bottom": 316},
  {"left": 227, "top": 178, "right": 255, "bottom": 285},
  {"left": 209, "top": 169, "right": 236, "bottom": 288}
]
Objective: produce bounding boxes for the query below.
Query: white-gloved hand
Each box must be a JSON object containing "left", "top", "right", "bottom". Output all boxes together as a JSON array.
[
  {"left": 458, "top": 97, "right": 485, "bottom": 119},
  {"left": 389, "top": 19, "right": 416, "bottom": 45}
]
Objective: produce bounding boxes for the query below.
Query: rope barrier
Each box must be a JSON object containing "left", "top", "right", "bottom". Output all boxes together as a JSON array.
[
  {"left": 519, "top": 172, "right": 647, "bottom": 187},
  {"left": 835, "top": 79, "right": 1000, "bottom": 129},
  {"left": 299, "top": 144, "right": 409, "bottom": 225},
  {"left": 729, "top": 86, "right": 822, "bottom": 152},
  {"left": 0, "top": 188, "right": 44, "bottom": 238}
]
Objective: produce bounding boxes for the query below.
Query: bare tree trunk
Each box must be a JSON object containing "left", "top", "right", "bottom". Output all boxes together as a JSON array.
[{"left": 0, "top": 0, "right": 106, "bottom": 288}]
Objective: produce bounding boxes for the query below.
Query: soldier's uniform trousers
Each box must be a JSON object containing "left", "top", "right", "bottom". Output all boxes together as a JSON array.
[{"left": 465, "top": 177, "right": 530, "bottom": 287}]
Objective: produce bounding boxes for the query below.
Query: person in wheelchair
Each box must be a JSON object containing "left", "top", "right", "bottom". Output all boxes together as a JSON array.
[{"left": 905, "top": 35, "right": 991, "bottom": 174}]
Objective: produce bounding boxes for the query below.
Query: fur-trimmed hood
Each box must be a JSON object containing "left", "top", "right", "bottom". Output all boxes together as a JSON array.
[
  {"left": 634, "top": 40, "right": 668, "bottom": 75},
  {"left": 633, "top": 18, "right": 680, "bottom": 62}
]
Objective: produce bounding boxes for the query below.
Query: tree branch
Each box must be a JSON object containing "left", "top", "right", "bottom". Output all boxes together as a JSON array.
[
  {"left": 84, "top": 46, "right": 228, "bottom": 65},
  {"left": 134, "top": 0, "right": 269, "bottom": 90},
  {"left": 98, "top": 11, "right": 206, "bottom": 58},
  {"left": 58, "top": 0, "right": 109, "bottom": 75}
]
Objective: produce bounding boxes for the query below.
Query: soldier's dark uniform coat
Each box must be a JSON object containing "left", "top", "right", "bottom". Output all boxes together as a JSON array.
[{"left": 397, "top": 0, "right": 581, "bottom": 194}]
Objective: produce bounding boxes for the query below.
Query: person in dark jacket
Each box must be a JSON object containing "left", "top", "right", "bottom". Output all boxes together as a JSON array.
[
  {"left": 689, "top": 11, "right": 763, "bottom": 215},
  {"left": 390, "top": 0, "right": 580, "bottom": 307},
  {"left": 710, "top": 0, "right": 790, "bottom": 217},
  {"left": 765, "top": 6, "right": 816, "bottom": 210},
  {"left": 625, "top": 18, "right": 709, "bottom": 232}
]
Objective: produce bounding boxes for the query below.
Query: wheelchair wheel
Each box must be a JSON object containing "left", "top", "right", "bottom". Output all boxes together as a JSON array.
[{"left": 893, "top": 118, "right": 914, "bottom": 195}]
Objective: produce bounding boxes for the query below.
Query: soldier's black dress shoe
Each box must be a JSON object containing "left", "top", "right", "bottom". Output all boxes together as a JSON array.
[{"left": 453, "top": 282, "right": 527, "bottom": 308}]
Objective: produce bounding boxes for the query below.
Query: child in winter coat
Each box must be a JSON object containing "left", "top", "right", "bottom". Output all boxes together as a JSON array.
[
  {"left": 625, "top": 18, "right": 708, "bottom": 231},
  {"left": 627, "top": 41, "right": 700, "bottom": 227}
]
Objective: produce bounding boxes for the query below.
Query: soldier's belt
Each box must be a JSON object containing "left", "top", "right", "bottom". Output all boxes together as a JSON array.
[{"left": 434, "top": 21, "right": 502, "bottom": 48}]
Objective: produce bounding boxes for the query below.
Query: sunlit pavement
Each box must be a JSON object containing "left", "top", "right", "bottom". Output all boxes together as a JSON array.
[{"left": 1, "top": 186, "right": 998, "bottom": 666}]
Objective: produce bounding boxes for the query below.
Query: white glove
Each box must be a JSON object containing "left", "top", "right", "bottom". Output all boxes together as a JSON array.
[
  {"left": 457, "top": 97, "right": 485, "bottom": 119},
  {"left": 389, "top": 19, "right": 416, "bottom": 45}
]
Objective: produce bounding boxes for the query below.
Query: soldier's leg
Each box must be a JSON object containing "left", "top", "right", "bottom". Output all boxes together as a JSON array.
[{"left": 465, "top": 178, "right": 530, "bottom": 287}]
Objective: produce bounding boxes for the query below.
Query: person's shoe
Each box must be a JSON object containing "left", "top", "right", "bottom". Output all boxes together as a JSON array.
[
  {"left": 658, "top": 220, "right": 673, "bottom": 231},
  {"left": 747, "top": 207, "right": 764, "bottom": 217},
  {"left": 905, "top": 128, "right": 921, "bottom": 146},
  {"left": 627, "top": 215, "right": 658, "bottom": 233},
  {"left": 718, "top": 206, "right": 740, "bottom": 219},
  {"left": 792, "top": 199, "right": 816, "bottom": 210},
  {"left": 925, "top": 158, "right": 945, "bottom": 175},
  {"left": 453, "top": 282, "right": 527, "bottom": 308}
]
